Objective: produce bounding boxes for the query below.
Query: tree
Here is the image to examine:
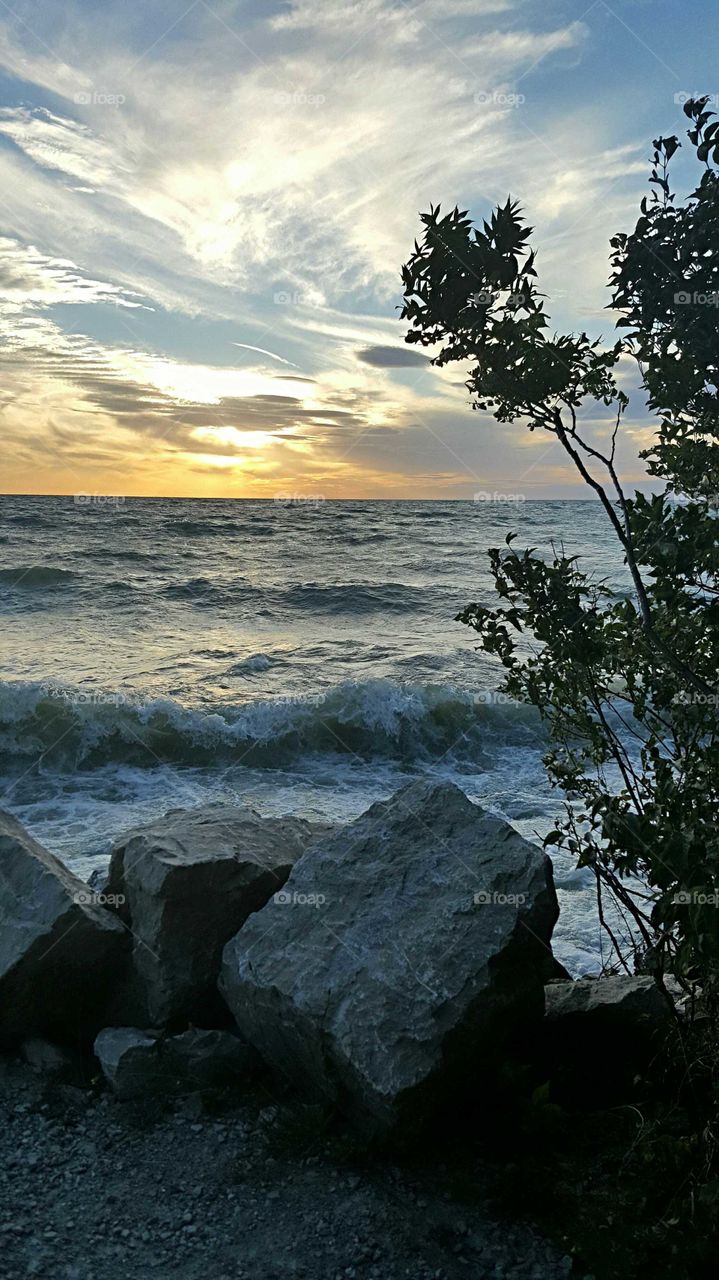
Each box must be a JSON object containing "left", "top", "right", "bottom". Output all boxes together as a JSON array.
[{"left": 400, "top": 98, "right": 719, "bottom": 986}]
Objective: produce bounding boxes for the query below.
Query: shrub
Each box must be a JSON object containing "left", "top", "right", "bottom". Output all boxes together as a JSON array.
[{"left": 401, "top": 98, "right": 719, "bottom": 986}]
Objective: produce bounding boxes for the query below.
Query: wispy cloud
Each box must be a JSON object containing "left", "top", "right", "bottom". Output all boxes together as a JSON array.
[{"left": 0, "top": 0, "right": 677, "bottom": 495}]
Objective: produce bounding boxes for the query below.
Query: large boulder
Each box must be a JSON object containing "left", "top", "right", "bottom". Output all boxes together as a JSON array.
[
  {"left": 0, "top": 810, "right": 126, "bottom": 1050},
  {"left": 107, "top": 803, "right": 330, "bottom": 1028},
  {"left": 94, "top": 1026, "right": 259, "bottom": 1099},
  {"left": 220, "top": 780, "right": 559, "bottom": 1134}
]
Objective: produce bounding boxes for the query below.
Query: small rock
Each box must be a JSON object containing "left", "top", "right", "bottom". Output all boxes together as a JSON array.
[
  {"left": 20, "top": 1039, "right": 85, "bottom": 1084},
  {"left": 94, "top": 1026, "right": 259, "bottom": 1100}
]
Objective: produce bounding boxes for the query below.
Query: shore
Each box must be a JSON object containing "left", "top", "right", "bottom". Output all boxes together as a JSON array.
[
  {"left": 0, "top": 1056, "right": 571, "bottom": 1280},
  {"left": 0, "top": 783, "right": 700, "bottom": 1280}
]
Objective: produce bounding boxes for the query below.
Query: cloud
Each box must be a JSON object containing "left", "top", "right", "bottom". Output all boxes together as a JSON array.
[
  {"left": 463, "top": 22, "right": 587, "bottom": 67},
  {"left": 0, "top": 107, "right": 126, "bottom": 188},
  {"left": 357, "top": 344, "right": 431, "bottom": 367},
  {"left": 0, "top": 0, "right": 657, "bottom": 496},
  {"left": 0, "top": 236, "right": 144, "bottom": 317},
  {"left": 0, "top": 5, "right": 602, "bottom": 306},
  {"left": 271, "top": 0, "right": 516, "bottom": 33}
]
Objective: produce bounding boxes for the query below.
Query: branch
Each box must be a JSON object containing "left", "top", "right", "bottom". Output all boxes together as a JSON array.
[{"left": 554, "top": 406, "right": 719, "bottom": 699}]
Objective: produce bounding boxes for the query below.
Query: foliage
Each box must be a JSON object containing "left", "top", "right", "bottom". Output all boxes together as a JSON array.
[{"left": 401, "top": 98, "right": 719, "bottom": 984}]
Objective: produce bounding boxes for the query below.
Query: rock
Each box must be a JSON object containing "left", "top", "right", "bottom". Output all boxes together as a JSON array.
[
  {"left": 544, "top": 955, "right": 573, "bottom": 983},
  {"left": 93, "top": 1028, "right": 161, "bottom": 1099},
  {"left": 0, "top": 810, "right": 127, "bottom": 1050},
  {"left": 20, "top": 1039, "right": 86, "bottom": 1084},
  {"left": 544, "top": 974, "right": 671, "bottom": 1026},
  {"left": 542, "top": 975, "right": 674, "bottom": 1106},
  {"left": 107, "top": 803, "right": 330, "bottom": 1028},
  {"left": 161, "top": 1027, "right": 260, "bottom": 1090},
  {"left": 94, "top": 1026, "right": 259, "bottom": 1099},
  {"left": 87, "top": 867, "right": 109, "bottom": 895},
  {"left": 220, "top": 780, "right": 559, "bottom": 1133}
]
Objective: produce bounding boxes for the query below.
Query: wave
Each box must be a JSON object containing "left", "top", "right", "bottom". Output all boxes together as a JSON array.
[
  {"left": 338, "top": 533, "right": 391, "bottom": 546},
  {"left": 159, "top": 578, "right": 446, "bottom": 615},
  {"left": 164, "top": 519, "right": 275, "bottom": 539},
  {"left": 0, "top": 566, "right": 78, "bottom": 589},
  {"left": 162, "top": 518, "right": 272, "bottom": 537},
  {"left": 161, "top": 577, "right": 255, "bottom": 606},
  {"left": 396, "top": 508, "right": 461, "bottom": 521},
  {"left": 280, "top": 582, "right": 435, "bottom": 614},
  {"left": 164, "top": 519, "right": 228, "bottom": 536},
  {"left": 226, "top": 653, "right": 274, "bottom": 674},
  {"left": 0, "top": 678, "right": 542, "bottom": 770},
  {"left": 0, "top": 515, "right": 59, "bottom": 530},
  {"left": 87, "top": 549, "right": 157, "bottom": 564}
]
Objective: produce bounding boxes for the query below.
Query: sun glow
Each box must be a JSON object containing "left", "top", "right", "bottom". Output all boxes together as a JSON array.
[
  {"left": 134, "top": 356, "right": 312, "bottom": 405},
  {"left": 189, "top": 425, "right": 279, "bottom": 451}
]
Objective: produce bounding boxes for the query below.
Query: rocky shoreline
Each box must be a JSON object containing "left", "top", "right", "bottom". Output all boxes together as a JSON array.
[
  {"left": 0, "top": 781, "right": 677, "bottom": 1278},
  {"left": 0, "top": 1053, "right": 576, "bottom": 1280}
]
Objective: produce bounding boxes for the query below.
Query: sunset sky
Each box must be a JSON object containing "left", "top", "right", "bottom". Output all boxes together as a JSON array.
[{"left": 0, "top": 0, "right": 713, "bottom": 499}]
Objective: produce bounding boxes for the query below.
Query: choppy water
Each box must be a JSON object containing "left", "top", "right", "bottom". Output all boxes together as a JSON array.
[{"left": 0, "top": 494, "right": 626, "bottom": 973}]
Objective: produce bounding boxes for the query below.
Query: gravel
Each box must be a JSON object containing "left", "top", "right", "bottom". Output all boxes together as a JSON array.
[{"left": 0, "top": 1057, "right": 574, "bottom": 1280}]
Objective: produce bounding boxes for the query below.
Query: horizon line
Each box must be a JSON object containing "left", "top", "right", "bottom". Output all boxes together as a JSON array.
[{"left": 0, "top": 492, "right": 603, "bottom": 503}]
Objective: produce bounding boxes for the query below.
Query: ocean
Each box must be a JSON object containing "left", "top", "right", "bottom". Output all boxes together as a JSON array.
[{"left": 0, "top": 494, "right": 627, "bottom": 974}]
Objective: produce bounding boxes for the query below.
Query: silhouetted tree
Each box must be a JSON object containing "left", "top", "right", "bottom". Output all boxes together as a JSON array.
[{"left": 401, "top": 98, "right": 719, "bottom": 986}]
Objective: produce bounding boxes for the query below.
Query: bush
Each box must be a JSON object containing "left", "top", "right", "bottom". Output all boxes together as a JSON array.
[{"left": 400, "top": 98, "right": 719, "bottom": 988}]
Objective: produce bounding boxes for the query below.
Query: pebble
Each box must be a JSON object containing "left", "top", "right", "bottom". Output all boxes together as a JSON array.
[{"left": 0, "top": 1058, "right": 572, "bottom": 1280}]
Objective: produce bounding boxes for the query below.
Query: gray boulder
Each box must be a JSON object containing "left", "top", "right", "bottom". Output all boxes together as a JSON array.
[
  {"left": 94, "top": 1026, "right": 258, "bottom": 1099},
  {"left": 541, "top": 975, "right": 674, "bottom": 1106},
  {"left": 0, "top": 810, "right": 126, "bottom": 1050},
  {"left": 107, "top": 803, "right": 330, "bottom": 1028},
  {"left": 544, "top": 975, "right": 671, "bottom": 1026},
  {"left": 220, "top": 780, "right": 558, "bottom": 1134}
]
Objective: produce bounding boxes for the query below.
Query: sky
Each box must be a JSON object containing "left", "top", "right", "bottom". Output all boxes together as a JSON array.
[{"left": 0, "top": 0, "right": 714, "bottom": 499}]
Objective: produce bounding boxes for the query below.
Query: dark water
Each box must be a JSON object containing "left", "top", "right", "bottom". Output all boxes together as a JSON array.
[{"left": 0, "top": 494, "right": 625, "bottom": 972}]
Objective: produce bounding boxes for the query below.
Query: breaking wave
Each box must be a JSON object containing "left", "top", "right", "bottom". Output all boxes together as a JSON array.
[{"left": 0, "top": 677, "right": 542, "bottom": 770}]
